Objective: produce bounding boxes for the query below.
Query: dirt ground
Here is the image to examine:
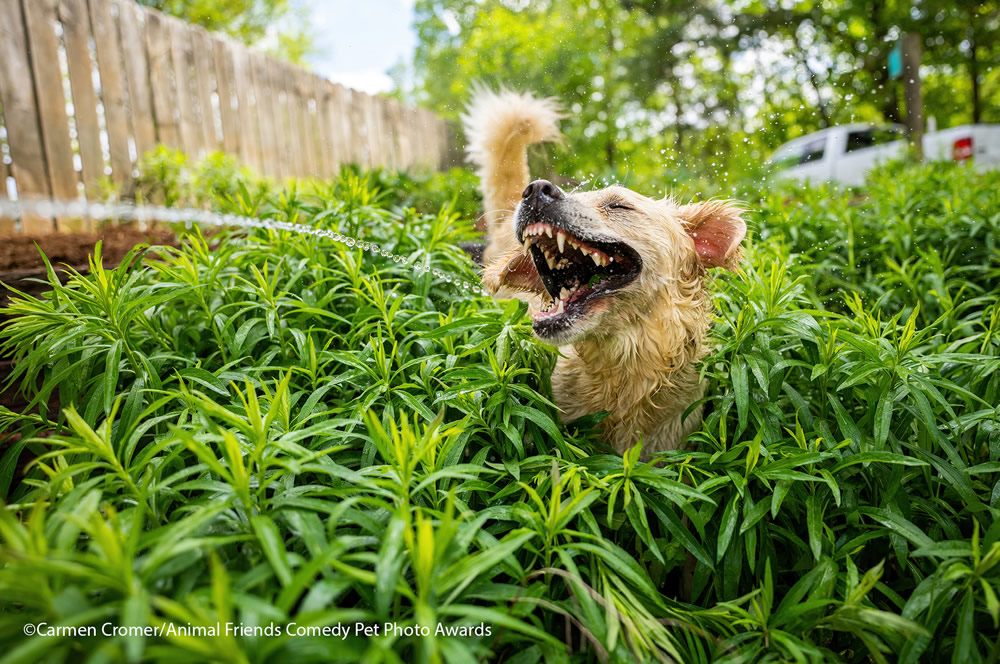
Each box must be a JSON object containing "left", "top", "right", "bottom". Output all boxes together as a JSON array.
[
  {"left": 0, "top": 226, "right": 178, "bottom": 272},
  {"left": 0, "top": 227, "right": 179, "bottom": 433}
]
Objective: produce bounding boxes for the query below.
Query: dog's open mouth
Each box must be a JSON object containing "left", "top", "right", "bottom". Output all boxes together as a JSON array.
[{"left": 519, "top": 221, "right": 641, "bottom": 329}]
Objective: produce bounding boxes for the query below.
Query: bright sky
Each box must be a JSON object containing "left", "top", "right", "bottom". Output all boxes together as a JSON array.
[{"left": 292, "top": 0, "right": 418, "bottom": 95}]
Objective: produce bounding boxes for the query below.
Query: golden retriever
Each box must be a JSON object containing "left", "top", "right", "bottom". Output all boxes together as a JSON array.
[{"left": 463, "top": 89, "right": 746, "bottom": 454}]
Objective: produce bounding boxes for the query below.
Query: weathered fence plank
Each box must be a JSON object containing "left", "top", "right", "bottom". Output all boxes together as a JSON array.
[
  {"left": 392, "top": 101, "right": 406, "bottom": 168},
  {"left": 0, "top": 0, "right": 49, "bottom": 231},
  {"left": 230, "top": 45, "right": 257, "bottom": 169},
  {"left": 278, "top": 60, "right": 303, "bottom": 177},
  {"left": 213, "top": 36, "right": 239, "bottom": 157},
  {"left": 294, "top": 67, "right": 314, "bottom": 178},
  {"left": 117, "top": 0, "right": 155, "bottom": 160},
  {"left": 278, "top": 61, "right": 299, "bottom": 177},
  {"left": 253, "top": 53, "right": 279, "bottom": 177},
  {"left": 22, "top": 0, "right": 78, "bottom": 231},
  {"left": 0, "top": 149, "right": 9, "bottom": 198},
  {"left": 58, "top": 0, "right": 102, "bottom": 205},
  {"left": 144, "top": 9, "right": 178, "bottom": 150},
  {"left": 371, "top": 98, "right": 384, "bottom": 169},
  {"left": 347, "top": 89, "right": 366, "bottom": 167},
  {"left": 370, "top": 96, "right": 385, "bottom": 169},
  {"left": 278, "top": 57, "right": 306, "bottom": 178},
  {"left": 311, "top": 76, "right": 333, "bottom": 178},
  {"left": 89, "top": 0, "right": 131, "bottom": 186},
  {"left": 191, "top": 26, "right": 219, "bottom": 153},
  {"left": 168, "top": 16, "right": 200, "bottom": 158},
  {"left": 328, "top": 83, "right": 349, "bottom": 169},
  {"left": 382, "top": 98, "right": 398, "bottom": 169}
]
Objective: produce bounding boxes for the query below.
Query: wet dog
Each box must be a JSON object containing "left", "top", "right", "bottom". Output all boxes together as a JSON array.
[{"left": 463, "top": 89, "right": 746, "bottom": 454}]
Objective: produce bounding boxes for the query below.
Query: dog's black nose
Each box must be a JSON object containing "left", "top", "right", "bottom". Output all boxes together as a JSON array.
[{"left": 522, "top": 180, "right": 564, "bottom": 207}]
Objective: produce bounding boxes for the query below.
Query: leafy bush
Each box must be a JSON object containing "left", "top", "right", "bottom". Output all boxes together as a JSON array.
[
  {"left": 129, "top": 148, "right": 481, "bottom": 226},
  {"left": 0, "top": 163, "right": 998, "bottom": 663},
  {"left": 347, "top": 165, "right": 484, "bottom": 222},
  {"left": 130, "top": 147, "right": 262, "bottom": 209}
]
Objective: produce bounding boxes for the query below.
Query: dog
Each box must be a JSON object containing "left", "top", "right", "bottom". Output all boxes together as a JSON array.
[{"left": 463, "top": 89, "right": 746, "bottom": 455}]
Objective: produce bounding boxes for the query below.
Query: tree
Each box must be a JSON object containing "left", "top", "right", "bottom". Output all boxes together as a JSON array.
[
  {"left": 410, "top": 0, "right": 999, "bottom": 188},
  {"left": 915, "top": 1, "right": 1000, "bottom": 125},
  {"left": 137, "top": 0, "right": 314, "bottom": 66},
  {"left": 413, "top": 0, "right": 656, "bottom": 179}
]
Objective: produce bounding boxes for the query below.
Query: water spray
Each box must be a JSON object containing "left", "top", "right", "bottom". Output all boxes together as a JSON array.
[{"left": 0, "top": 198, "right": 485, "bottom": 297}]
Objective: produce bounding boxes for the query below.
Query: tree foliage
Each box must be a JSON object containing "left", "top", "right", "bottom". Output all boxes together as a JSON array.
[
  {"left": 411, "top": 0, "right": 1000, "bottom": 184},
  {"left": 137, "top": 0, "right": 314, "bottom": 66}
]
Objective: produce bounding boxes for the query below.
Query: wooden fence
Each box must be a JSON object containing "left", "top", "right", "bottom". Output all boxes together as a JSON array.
[{"left": 0, "top": 0, "right": 453, "bottom": 233}]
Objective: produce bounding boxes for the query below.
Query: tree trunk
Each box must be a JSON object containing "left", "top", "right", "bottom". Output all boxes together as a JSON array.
[
  {"left": 799, "top": 53, "right": 831, "bottom": 128},
  {"left": 901, "top": 33, "right": 924, "bottom": 161},
  {"left": 970, "top": 33, "right": 981, "bottom": 123},
  {"left": 792, "top": 32, "right": 831, "bottom": 127}
]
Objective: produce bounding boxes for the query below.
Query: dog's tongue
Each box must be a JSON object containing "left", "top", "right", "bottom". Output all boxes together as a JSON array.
[{"left": 495, "top": 252, "right": 546, "bottom": 294}]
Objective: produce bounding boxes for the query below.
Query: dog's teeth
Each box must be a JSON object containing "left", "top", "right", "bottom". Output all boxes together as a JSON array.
[
  {"left": 545, "top": 252, "right": 556, "bottom": 269},
  {"left": 545, "top": 226, "right": 553, "bottom": 238},
  {"left": 556, "top": 231, "right": 566, "bottom": 253},
  {"left": 555, "top": 299, "right": 565, "bottom": 314},
  {"left": 560, "top": 287, "right": 571, "bottom": 300},
  {"left": 592, "top": 252, "right": 602, "bottom": 266}
]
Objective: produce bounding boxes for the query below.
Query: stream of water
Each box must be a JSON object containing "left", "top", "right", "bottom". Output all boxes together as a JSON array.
[{"left": 0, "top": 197, "right": 484, "bottom": 297}]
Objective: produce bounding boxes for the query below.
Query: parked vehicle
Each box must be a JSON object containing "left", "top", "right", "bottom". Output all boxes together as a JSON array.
[{"left": 767, "top": 123, "right": 1000, "bottom": 186}]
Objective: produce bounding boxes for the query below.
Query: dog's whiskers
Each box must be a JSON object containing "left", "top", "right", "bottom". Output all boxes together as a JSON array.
[{"left": 475, "top": 208, "right": 517, "bottom": 222}]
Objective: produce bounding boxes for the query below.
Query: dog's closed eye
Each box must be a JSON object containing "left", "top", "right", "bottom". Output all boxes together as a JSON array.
[{"left": 603, "top": 200, "right": 634, "bottom": 212}]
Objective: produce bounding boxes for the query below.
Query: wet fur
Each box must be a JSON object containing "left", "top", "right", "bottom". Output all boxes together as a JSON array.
[{"left": 464, "top": 90, "right": 745, "bottom": 455}]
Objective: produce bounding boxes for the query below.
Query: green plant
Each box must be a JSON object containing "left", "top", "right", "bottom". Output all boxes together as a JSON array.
[
  {"left": 133, "top": 146, "right": 193, "bottom": 207},
  {"left": 0, "top": 163, "right": 998, "bottom": 663}
]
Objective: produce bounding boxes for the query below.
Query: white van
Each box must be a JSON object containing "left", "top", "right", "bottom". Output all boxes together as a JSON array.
[{"left": 768, "top": 124, "right": 1000, "bottom": 186}]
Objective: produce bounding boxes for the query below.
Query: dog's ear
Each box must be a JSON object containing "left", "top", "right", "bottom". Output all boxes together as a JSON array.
[
  {"left": 483, "top": 250, "right": 545, "bottom": 295},
  {"left": 678, "top": 201, "right": 746, "bottom": 270}
]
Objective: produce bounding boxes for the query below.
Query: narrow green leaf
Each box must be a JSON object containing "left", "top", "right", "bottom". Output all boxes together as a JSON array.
[
  {"left": 717, "top": 496, "right": 740, "bottom": 563},
  {"left": 251, "top": 515, "right": 293, "bottom": 586}
]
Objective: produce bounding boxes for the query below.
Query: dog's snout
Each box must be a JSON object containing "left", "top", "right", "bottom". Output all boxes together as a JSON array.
[{"left": 522, "top": 180, "right": 564, "bottom": 207}]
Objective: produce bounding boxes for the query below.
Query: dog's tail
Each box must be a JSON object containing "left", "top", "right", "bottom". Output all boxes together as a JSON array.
[{"left": 462, "top": 88, "right": 562, "bottom": 261}]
